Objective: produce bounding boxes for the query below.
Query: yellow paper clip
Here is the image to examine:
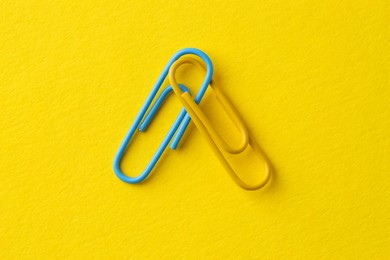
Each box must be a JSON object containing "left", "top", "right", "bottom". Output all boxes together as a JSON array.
[{"left": 169, "top": 57, "right": 271, "bottom": 190}]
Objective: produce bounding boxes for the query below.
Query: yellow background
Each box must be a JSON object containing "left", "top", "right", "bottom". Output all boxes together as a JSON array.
[{"left": 1, "top": 0, "right": 389, "bottom": 258}]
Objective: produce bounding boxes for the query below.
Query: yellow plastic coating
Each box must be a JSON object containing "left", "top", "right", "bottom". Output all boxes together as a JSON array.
[
  {"left": 169, "top": 57, "right": 271, "bottom": 190},
  {"left": 170, "top": 58, "right": 249, "bottom": 154}
]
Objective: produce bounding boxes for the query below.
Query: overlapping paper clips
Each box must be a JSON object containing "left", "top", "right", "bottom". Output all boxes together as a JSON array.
[{"left": 113, "top": 48, "right": 271, "bottom": 190}]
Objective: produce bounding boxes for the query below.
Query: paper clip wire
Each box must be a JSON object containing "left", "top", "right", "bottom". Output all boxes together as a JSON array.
[
  {"left": 113, "top": 48, "right": 213, "bottom": 184},
  {"left": 169, "top": 57, "right": 271, "bottom": 190}
]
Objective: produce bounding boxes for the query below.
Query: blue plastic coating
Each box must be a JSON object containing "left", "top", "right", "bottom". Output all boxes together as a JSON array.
[
  {"left": 138, "top": 84, "right": 191, "bottom": 132},
  {"left": 113, "top": 48, "right": 213, "bottom": 183}
]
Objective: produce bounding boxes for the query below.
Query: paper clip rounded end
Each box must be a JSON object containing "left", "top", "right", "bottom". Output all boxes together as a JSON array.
[
  {"left": 112, "top": 155, "right": 149, "bottom": 184},
  {"left": 234, "top": 146, "right": 273, "bottom": 190},
  {"left": 240, "top": 164, "right": 271, "bottom": 191}
]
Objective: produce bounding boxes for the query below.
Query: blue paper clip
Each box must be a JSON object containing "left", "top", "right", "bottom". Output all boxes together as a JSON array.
[{"left": 113, "top": 48, "right": 213, "bottom": 183}]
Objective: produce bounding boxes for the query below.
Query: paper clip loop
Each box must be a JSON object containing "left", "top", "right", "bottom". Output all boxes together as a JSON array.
[
  {"left": 113, "top": 48, "right": 213, "bottom": 183},
  {"left": 169, "top": 57, "right": 271, "bottom": 190}
]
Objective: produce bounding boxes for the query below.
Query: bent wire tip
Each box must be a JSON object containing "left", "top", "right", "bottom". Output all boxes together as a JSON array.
[{"left": 139, "top": 84, "right": 191, "bottom": 132}]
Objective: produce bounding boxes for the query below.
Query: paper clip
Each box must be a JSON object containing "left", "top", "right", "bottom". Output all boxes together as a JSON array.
[
  {"left": 113, "top": 48, "right": 213, "bottom": 183},
  {"left": 169, "top": 57, "right": 271, "bottom": 190}
]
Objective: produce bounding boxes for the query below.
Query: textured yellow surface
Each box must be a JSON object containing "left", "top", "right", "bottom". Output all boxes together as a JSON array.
[{"left": 1, "top": 0, "right": 389, "bottom": 259}]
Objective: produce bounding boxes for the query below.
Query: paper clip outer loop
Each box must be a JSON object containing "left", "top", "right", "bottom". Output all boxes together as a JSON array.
[
  {"left": 113, "top": 48, "right": 213, "bottom": 184},
  {"left": 169, "top": 57, "right": 271, "bottom": 190}
]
